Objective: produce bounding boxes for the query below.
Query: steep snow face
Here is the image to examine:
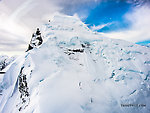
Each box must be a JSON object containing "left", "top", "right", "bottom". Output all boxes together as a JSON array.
[{"left": 0, "top": 14, "right": 150, "bottom": 113}]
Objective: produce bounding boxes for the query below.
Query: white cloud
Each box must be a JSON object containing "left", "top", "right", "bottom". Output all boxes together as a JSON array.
[
  {"left": 90, "top": 23, "right": 112, "bottom": 31},
  {"left": 103, "top": 5, "right": 150, "bottom": 43}
]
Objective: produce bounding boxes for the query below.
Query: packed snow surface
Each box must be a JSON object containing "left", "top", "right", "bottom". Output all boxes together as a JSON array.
[{"left": 0, "top": 14, "right": 150, "bottom": 113}]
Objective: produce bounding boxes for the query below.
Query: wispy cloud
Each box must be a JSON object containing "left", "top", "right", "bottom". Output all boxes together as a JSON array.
[
  {"left": 90, "top": 23, "right": 112, "bottom": 31},
  {"left": 103, "top": 5, "right": 150, "bottom": 42}
]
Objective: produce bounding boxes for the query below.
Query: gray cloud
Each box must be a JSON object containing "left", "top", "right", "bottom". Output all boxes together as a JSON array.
[{"left": 0, "top": 29, "right": 27, "bottom": 53}]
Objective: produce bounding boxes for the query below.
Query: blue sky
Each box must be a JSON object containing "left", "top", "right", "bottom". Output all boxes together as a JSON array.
[
  {"left": 0, "top": 0, "right": 150, "bottom": 56},
  {"left": 84, "top": 1, "right": 132, "bottom": 32}
]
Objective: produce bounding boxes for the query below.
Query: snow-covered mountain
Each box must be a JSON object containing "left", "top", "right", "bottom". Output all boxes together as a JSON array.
[
  {"left": 0, "top": 55, "right": 16, "bottom": 82},
  {"left": 0, "top": 55, "right": 16, "bottom": 71},
  {"left": 0, "top": 14, "right": 150, "bottom": 113}
]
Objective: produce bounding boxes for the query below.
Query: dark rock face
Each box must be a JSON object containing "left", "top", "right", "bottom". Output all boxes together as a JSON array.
[{"left": 17, "top": 66, "right": 31, "bottom": 111}]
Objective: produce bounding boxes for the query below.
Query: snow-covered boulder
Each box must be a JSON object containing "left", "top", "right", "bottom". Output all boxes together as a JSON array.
[{"left": 0, "top": 14, "right": 150, "bottom": 113}]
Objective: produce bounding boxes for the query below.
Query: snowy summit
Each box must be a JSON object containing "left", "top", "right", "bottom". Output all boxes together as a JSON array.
[{"left": 0, "top": 14, "right": 150, "bottom": 113}]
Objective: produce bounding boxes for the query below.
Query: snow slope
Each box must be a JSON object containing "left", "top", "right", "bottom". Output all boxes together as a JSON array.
[
  {"left": 0, "top": 55, "right": 16, "bottom": 82},
  {"left": 0, "top": 14, "right": 150, "bottom": 113},
  {"left": 0, "top": 55, "right": 16, "bottom": 71}
]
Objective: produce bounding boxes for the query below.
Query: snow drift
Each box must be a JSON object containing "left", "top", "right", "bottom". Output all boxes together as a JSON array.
[{"left": 0, "top": 14, "right": 150, "bottom": 113}]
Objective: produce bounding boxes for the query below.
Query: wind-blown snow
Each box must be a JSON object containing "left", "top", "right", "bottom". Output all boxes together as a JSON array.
[{"left": 0, "top": 14, "right": 150, "bottom": 113}]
